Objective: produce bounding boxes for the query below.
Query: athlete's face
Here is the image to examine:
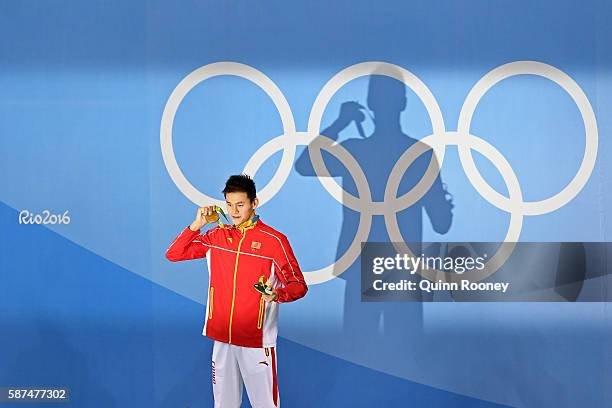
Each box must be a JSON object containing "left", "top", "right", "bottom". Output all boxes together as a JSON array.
[{"left": 225, "top": 191, "right": 258, "bottom": 226}]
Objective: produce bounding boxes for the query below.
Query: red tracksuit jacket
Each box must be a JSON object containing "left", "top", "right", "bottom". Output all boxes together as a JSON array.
[{"left": 165, "top": 216, "right": 308, "bottom": 348}]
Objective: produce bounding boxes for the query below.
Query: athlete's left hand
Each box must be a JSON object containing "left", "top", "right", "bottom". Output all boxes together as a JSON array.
[{"left": 262, "top": 289, "right": 278, "bottom": 303}]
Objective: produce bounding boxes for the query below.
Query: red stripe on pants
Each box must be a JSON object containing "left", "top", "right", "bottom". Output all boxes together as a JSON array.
[{"left": 271, "top": 347, "right": 278, "bottom": 406}]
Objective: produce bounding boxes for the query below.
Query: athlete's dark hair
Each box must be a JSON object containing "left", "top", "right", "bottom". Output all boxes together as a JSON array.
[{"left": 222, "top": 174, "right": 257, "bottom": 202}]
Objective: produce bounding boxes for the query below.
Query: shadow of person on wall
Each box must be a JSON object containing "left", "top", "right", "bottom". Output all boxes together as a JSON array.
[{"left": 295, "top": 68, "right": 454, "bottom": 359}]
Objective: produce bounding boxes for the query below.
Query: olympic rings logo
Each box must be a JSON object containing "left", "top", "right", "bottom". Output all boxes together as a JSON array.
[{"left": 161, "top": 61, "right": 598, "bottom": 285}]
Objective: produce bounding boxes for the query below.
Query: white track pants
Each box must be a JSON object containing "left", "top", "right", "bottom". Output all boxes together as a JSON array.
[{"left": 212, "top": 340, "right": 280, "bottom": 408}]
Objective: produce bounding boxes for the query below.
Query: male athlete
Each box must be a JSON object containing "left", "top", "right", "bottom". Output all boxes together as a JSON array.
[{"left": 165, "top": 174, "right": 308, "bottom": 408}]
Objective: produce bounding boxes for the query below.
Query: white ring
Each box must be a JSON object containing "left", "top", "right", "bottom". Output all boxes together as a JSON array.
[
  {"left": 307, "top": 62, "right": 446, "bottom": 213},
  {"left": 241, "top": 131, "right": 373, "bottom": 284},
  {"left": 385, "top": 133, "right": 524, "bottom": 282},
  {"left": 160, "top": 62, "right": 296, "bottom": 207},
  {"left": 457, "top": 61, "right": 598, "bottom": 216}
]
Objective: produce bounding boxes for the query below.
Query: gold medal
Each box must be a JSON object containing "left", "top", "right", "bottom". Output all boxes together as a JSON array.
[
  {"left": 205, "top": 212, "right": 219, "bottom": 223},
  {"left": 206, "top": 206, "right": 229, "bottom": 225}
]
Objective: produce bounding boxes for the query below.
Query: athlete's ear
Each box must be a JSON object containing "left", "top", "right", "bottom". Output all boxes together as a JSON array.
[{"left": 252, "top": 197, "right": 259, "bottom": 210}]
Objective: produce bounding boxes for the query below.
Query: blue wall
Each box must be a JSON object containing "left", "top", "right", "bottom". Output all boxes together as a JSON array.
[{"left": 1, "top": 1, "right": 611, "bottom": 406}]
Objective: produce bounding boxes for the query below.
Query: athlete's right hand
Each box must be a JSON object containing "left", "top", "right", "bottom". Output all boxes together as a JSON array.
[
  {"left": 189, "top": 206, "right": 216, "bottom": 231},
  {"left": 337, "top": 101, "right": 366, "bottom": 128}
]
